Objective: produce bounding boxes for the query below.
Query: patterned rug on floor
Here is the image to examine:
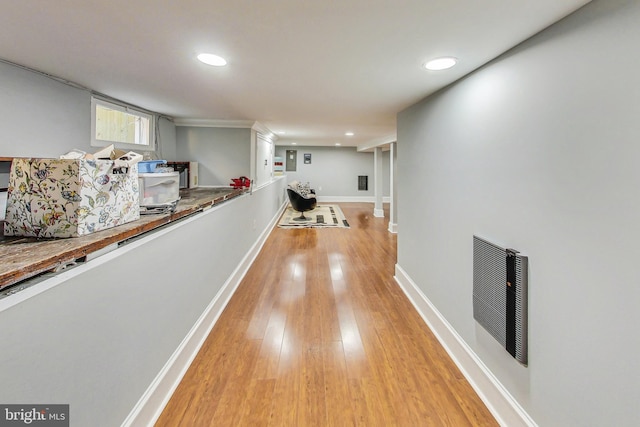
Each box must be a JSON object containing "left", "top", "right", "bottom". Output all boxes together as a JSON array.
[{"left": 278, "top": 204, "right": 350, "bottom": 228}]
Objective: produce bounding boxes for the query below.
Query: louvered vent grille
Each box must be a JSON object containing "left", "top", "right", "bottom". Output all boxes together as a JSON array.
[
  {"left": 473, "top": 235, "right": 528, "bottom": 365},
  {"left": 513, "top": 255, "right": 528, "bottom": 363}
]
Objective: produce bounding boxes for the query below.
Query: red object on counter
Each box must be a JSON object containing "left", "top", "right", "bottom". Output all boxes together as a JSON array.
[{"left": 230, "top": 176, "right": 251, "bottom": 189}]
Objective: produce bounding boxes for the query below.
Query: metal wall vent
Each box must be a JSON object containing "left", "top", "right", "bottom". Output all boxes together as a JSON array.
[
  {"left": 473, "top": 235, "right": 528, "bottom": 365},
  {"left": 358, "top": 175, "right": 368, "bottom": 191}
]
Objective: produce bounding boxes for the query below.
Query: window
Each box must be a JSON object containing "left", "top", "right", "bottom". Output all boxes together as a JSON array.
[{"left": 91, "top": 97, "right": 155, "bottom": 149}]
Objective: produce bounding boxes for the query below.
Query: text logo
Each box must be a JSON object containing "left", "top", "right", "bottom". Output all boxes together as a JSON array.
[{"left": 0, "top": 405, "right": 68, "bottom": 427}]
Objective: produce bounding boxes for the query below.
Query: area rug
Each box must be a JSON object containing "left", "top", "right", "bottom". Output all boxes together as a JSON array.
[{"left": 278, "top": 204, "right": 350, "bottom": 228}]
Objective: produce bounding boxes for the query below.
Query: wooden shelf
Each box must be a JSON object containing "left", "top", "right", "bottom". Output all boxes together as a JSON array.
[{"left": 0, "top": 187, "right": 245, "bottom": 289}]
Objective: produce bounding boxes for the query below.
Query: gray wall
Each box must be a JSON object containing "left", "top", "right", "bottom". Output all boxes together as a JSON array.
[
  {"left": 157, "top": 116, "right": 178, "bottom": 161},
  {"left": 397, "top": 0, "right": 640, "bottom": 426},
  {"left": 0, "top": 61, "right": 90, "bottom": 156},
  {"left": 0, "top": 60, "right": 176, "bottom": 159},
  {"left": 176, "top": 127, "right": 251, "bottom": 186},
  {"left": 275, "top": 145, "right": 390, "bottom": 199}
]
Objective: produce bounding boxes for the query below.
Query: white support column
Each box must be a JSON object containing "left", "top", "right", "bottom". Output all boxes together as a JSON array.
[
  {"left": 388, "top": 141, "right": 397, "bottom": 233},
  {"left": 373, "top": 147, "right": 384, "bottom": 218}
]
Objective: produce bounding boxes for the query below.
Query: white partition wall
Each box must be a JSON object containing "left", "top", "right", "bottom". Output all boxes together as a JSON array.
[
  {"left": 255, "top": 131, "right": 275, "bottom": 188},
  {"left": 0, "top": 179, "right": 287, "bottom": 427}
]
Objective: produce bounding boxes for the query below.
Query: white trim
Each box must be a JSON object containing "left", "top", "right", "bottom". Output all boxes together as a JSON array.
[
  {"left": 253, "top": 175, "right": 287, "bottom": 192},
  {"left": 393, "top": 264, "right": 537, "bottom": 427},
  {"left": 373, "top": 208, "right": 385, "bottom": 218},
  {"left": 251, "top": 122, "right": 277, "bottom": 141},
  {"left": 316, "top": 196, "right": 391, "bottom": 203},
  {"left": 387, "top": 222, "right": 397, "bottom": 233},
  {"left": 357, "top": 132, "right": 397, "bottom": 152},
  {"left": 121, "top": 199, "right": 288, "bottom": 427},
  {"left": 172, "top": 119, "right": 277, "bottom": 142},
  {"left": 173, "top": 118, "right": 255, "bottom": 128}
]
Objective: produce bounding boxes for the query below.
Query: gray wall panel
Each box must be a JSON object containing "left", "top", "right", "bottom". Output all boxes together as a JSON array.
[
  {"left": 176, "top": 127, "right": 251, "bottom": 186},
  {"left": 0, "top": 60, "right": 176, "bottom": 160},
  {"left": 396, "top": 0, "right": 640, "bottom": 425},
  {"left": 0, "top": 61, "right": 90, "bottom": 156},
  {"left": 275, "top": 145, "right": 390, "bottom": 199}
]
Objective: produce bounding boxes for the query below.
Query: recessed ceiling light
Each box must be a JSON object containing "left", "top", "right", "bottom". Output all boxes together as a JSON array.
[
  {"left": 423, "top": 57, "right": 457, "bottom": 71},
  {"left": 197, "top": 53, "right": 227, "bottom": 67},
  {"left": 345, "top": 132, "right": 354, "bottom": 136},
  {"left": 291, "top": 142, "right": 297, "bottom": 145},
  {"left": 335, "top": 143, "right": 341, "bottom": 146}
]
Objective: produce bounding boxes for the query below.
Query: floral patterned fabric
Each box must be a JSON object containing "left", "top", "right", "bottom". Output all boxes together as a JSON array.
[{"left": 4, "top": 158, "right": 140, "bottom": 238}]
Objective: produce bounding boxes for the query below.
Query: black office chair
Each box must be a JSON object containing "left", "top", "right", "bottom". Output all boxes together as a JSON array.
[{"left": 287, "top": 188, "right": 317, "bottom": 221}]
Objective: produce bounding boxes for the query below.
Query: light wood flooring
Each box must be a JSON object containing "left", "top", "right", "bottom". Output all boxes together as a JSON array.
[{"left": 155, "top": 203, "right": 497, "bottom": 426}]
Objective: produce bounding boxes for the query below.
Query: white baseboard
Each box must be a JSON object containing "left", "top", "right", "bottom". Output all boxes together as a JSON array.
[
  {"left": 393, "top": 264, "right": 537, "bottom": 427},
  {"left": 387, "top": 222, "right": 397, "bottom": 233},
  {"left": 122, "top": 200, "right": 288, "bottom": 427},
  {"left": 373, "top": 208, "right": 385, "bottom": 218},
  {"left": 316, "top": 196, "right": 390, "bottom": 203}
]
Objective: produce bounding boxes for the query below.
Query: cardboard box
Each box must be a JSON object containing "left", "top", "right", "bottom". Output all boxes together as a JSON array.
[{"left": 4, "top": 157, "right": 140, "bottom": 238}]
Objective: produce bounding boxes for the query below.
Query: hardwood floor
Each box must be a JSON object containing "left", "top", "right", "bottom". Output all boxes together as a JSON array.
[{"left": 155, "top": 203, "right": 497, "bottom": 426}]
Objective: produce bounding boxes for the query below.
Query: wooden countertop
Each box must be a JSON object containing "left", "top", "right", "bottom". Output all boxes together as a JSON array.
[{"left": 0, "top": 187, "right": 245, "bottom": 289}]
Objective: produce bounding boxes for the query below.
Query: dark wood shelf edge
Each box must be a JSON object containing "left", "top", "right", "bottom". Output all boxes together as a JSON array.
[{"left": 0, "top": 187, "right": 246, "bottom": 290}]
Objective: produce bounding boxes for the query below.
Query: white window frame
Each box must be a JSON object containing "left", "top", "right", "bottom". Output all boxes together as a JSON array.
[{"left": 90, "top": 97, "right": 155, "bottom": 150}]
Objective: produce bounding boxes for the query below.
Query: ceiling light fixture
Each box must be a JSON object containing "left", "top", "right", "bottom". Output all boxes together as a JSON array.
[
  {"left": 291, "top": 142, "right": 297, "bottom": 145},
  {"left": 197, "top": 53, "right": 227, "bottom": 67},
  {"left": 335, "top": 143, "right": 341, "bottom": 146},
  {"left": 423, "top": 56, "right": 457, "bottom": 71},
  {"left": 345, "top": 132, "right": 354, "bottom": 136}
]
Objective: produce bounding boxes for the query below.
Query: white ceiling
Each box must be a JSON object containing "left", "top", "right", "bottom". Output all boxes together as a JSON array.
[{"left": 0, "top": 0, "right": 590, "bottom": 149}]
